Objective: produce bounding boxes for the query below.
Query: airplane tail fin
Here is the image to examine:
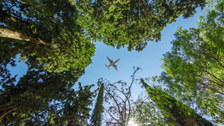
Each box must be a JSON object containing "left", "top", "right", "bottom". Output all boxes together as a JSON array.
[{"left": 105, "top": 64, "right": 109, "bottom": 69}]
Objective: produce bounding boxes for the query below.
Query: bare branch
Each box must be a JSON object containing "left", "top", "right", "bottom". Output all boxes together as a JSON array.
[
  {"left": 103, "top": 106, "right": 122, "bottom": 125},
  {"left": 102, "top": 67, "right": 141, "bottom": 125}
]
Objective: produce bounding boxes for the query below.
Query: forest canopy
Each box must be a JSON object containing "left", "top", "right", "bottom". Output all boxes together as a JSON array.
[
  {"left": 75, "top": 0, "right": 206, "bottom": 51},
  {"left": 160, "top": 1, "right": 224, "bottom": 124},
  {"left": 1, "top": 0, "right": 205, "bottom": 73},
  {"left": 1, "top": 0, "right": 222, "bottom": 125}
]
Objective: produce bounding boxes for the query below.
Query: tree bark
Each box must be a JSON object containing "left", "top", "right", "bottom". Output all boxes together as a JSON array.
[{"left": 0, "top": 26, "right": 51, "bottom": 45}]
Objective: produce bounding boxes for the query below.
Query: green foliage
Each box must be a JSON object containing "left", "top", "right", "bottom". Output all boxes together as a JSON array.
[
  {"left": 1, "top": 0, "right": 95, "bottom": 73},
  {"left": 161, "top": 1, "right": 224, "bottom": 124},
  {"left": 1, "top": 0, "right": 206, "bottom": 73},
  {"left": 0, "top": 65, "right": 95, "bottom": 125},
  {"left": 44, "top": 83, "right": 95, "bottom": 126},
  {"left": 132, "top": 96, "right": 167, "bottom": 126},
  {"left": 1, "top": 0, "right": 220, "bottom": 125},
  {"left": 140, "top": 79, "right": 213, "bottom": 126},
  {"left": 90, "top": 79, "right": 104, "bottom": 126},
  {"left": 76, "top": 0, "right": 206, "bottom": 51},
  {"left": 1, "top": 1, "right": 97, "bottom": 123},
  {"left": 0, "top": 38, "right": 20, "bottom": 92}
]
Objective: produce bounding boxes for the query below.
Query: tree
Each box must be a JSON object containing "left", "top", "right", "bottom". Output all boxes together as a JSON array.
[
  {"left": 102, "top": 67, "right": 140, "bottom": 126},
  {"left": 161, "top": 1, "right": 224, "bottom": 124},
  {"left": 1, "top": 1, "right": 97, "bottom": 123},
  {"left": 131, "top": 94, "right": 167, "bottom": 126},
  {"left": 0, "top": 57, "right": 95, "bottom": 125},
  {"left": 75, "top": 0, "right": 206, "bottom": 51},
  {"left": 1, "top": 0, "right": 95, "bottom": 73},
  {"left": 44, "top": 83, "right": 95, "bottom": 126},
  {"left": 1, "top": 0, "right": 207, "bottom": 74},
  {"left": 90, "top": 78, "right": 104, "bottom": 126},
  {"left": 0, "top": 0, "right": 206, "bottom": 74},
  {"left": 140, "top": 79, "right": 213, "bottom": 126}
]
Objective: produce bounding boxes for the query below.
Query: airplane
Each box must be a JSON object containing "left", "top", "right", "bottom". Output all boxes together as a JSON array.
[{"left": 105, "top": 56, "right": 120, "bottom": 71}]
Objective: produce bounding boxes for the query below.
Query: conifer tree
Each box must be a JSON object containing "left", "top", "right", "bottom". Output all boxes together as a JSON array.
[
  {"left": 0, "top": 59, "right": 94, "bottom": 125},
  {"left": 140, "top": 79, "right": 213, "bottom": 126},
  {"left": 161, "top": 1, "right": 224, "bottom": 123},
  {"left": 90, "top": 79, "right": 104, "bottom": 126}
]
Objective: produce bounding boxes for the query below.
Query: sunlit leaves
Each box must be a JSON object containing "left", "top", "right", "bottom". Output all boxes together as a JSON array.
[
  {"left": 76, "top": 0, "right": 206, "bottom": 51},
  {"left": 133, "top": 97, "right": 167, "bottom": 126},
  {"left": 161, "top": 1, "right": 224, "bottom": 124},
  {"left": 1, "top": 0, "right": 96, "bottom": 73},
  {"left": 140, "top": 79, "right": 213, "bottom": 126}
]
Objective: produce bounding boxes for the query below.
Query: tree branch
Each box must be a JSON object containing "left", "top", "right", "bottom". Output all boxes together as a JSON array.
[
  {"left": 104, "top": 88, "right": 123, "bottom": 120},
  {"left": 0, "top": 108, "right": 17, "bottom": 122},
  {"left": 103, "top": 106, "right": 122, "bottom": 125},
  {"left": 0, "top": 121, "right": 5, "bottom": 126}
]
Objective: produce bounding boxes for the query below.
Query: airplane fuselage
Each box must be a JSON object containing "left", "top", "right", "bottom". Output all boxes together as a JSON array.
[
  {"left": 107, "top": 59, "right": 120, "bottom": 67},
  {"left": 105, "top": 57, "right": 120, "bottom": 71}
]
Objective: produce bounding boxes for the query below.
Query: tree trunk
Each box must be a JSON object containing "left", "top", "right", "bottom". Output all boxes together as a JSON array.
[{"left": 0, "top": 26, "right": 51, "bottom": 45}]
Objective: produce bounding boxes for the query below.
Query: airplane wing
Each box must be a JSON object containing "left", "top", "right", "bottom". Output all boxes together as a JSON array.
[
  {"left": 113, "top": 64, "right": 118, "bottom": 71},
  {"left": 107, "top": 56, "right": 113, "bottom": 63},
  {"left": 113, "top": 59, "right": 120, "bottom": 64},
  {"left": 107, "top": 64, "right": 112, "bottom": 68}
]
